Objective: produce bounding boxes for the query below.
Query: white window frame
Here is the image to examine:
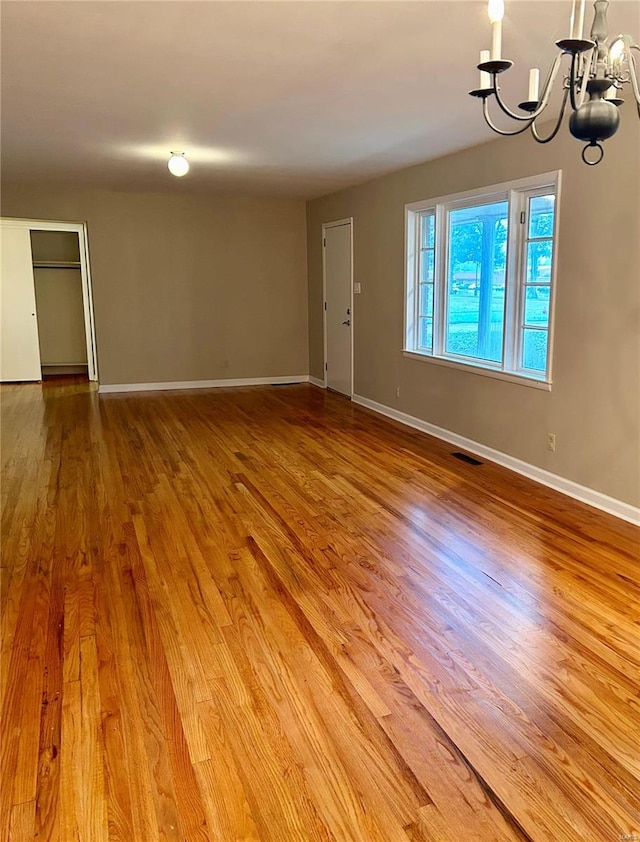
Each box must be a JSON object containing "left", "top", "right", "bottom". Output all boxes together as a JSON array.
[{"left": 403, "top": 171, "right": 561, "bottom": 391}]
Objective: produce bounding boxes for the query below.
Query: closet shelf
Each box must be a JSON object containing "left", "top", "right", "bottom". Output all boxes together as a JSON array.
[{"left": 32, "top": 260, "right": 81, "bottom": 269}]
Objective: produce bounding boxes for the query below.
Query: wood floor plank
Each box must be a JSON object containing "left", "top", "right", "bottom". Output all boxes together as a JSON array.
[
  {"left": 128, "top": 520, "right": 211, "bottom": 841},
  {"left": 8, "top": 800, "right": 35, "bottom": 842},
  {"left": 194, "top": 706, "right": 262, "bottom": 842},
  {"left": 94, "top": 536, "right": 168, "bottom": 842},
  {"left": 222, "top": 544, "right": 427, "bottom": 840},
  {"left": 78, "top": 635, "right": 109, "bottom": 842},
  {"left": 1, "top": 379, "right": 639, "bottom": 841},
  {"left": 59, "top": 679, "right": 82, "bottom": 841},
  {"left": 205, "top": 634, "right": 340, "bottom": 842},
  {"left": 33, "top": 553, "right": 64, "bottom": 842}
]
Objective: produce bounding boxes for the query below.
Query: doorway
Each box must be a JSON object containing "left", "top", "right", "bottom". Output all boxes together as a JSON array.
[
  {"left": 323, "top": 219, "right": 353, "bottom": 397},
  {"left": 0, "top": 218, "right": 98, "bottom": 382}
]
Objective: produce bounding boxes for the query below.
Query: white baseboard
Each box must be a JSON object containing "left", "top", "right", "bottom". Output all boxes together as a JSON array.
[
  {"left": 309, "top": 376, "right": 326, "bottom": 388},
  {"left": 42, "top": 364, "right": 88, "bottom": 375},
  {"left": 99, "top": 375, "right": 309, "bottom": 395},
  {"left": 352, "top": 393, "right": 640, "bottom": 527}
]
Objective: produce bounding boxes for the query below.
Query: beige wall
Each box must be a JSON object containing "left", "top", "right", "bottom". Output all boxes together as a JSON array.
[
  {"left": 2, "top": 187, "right": 309, "bottom": 385},
  {"left": 34, "top": 268, "right": 87, "bottom": 366},
  {"left": 307, "top": 122, "right": 640, "bottom": 507},
  {"left": 30, "top": 229, "right": 80, "bottom": 263}
]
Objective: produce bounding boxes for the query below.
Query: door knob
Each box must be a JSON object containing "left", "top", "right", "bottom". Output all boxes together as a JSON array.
[{"left": 342, "top": 319, "right": 351, "bottom": 326}]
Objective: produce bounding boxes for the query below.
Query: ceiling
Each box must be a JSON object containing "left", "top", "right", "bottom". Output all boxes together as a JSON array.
[{"left": 2, "top": 1, "right": 638, "bottom": 199}]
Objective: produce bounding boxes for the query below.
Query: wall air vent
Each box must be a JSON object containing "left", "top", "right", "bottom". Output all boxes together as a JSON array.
[{"left": 451, "top": 452, "right": 483, "bottom": 466}]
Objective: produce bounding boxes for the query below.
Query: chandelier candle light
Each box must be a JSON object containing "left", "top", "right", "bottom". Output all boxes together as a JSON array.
[{"left": 469, "top": 0, "right": 640, "bottom": 164}]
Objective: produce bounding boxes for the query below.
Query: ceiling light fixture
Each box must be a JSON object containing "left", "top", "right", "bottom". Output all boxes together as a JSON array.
[
  {"left": 470, "top": 0, "right": 640, "bottom": 165},
  {"left": 168, "top": 151, "right": 189, "bottom": 177}
]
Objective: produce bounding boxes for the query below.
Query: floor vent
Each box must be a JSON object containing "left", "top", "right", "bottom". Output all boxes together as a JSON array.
[{"left": 451, "top": 451, "right": 483, "bottom": 466}]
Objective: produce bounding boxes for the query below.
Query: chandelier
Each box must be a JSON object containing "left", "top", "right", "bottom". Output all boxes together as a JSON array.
[{"left": 469, "top": 0, "right": 640, "bottom": 165}]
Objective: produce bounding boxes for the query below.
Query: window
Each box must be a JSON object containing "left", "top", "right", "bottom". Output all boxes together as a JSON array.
[{"left": 405, "top": 172, "right": 560, "bottom": 387}]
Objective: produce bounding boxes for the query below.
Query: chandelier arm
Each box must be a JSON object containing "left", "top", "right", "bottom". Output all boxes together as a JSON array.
[
  {"left": 568, "top": 51, "right": 580, "bottom": 111},
  {"left": 613, "top": 34, "right": 639, "bottom": 54},
  {"left": 492, "top": 53, "right": 564, "bottom": 122},
  {"left": 626, "top": 46, "right": 640, "bottom": 115},
  {"left": 613, "top": 35, "right": 640, "bottom": 87},
  {"left": 482, "top": 98, "right": 535, "bottom": 135},
  {"left": 628, "top": 46, "right": 640, "bottom": 105},
  {"left": 530, "top": 89, "right": 569, "bottom": 143},
  {"left": 568, "top": 49, "right": 593, "bottom": 112}
]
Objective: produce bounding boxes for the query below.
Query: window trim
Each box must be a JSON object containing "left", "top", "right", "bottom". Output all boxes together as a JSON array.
[{"left": 403, "top": 171, "right": 561, "bottom": 389}]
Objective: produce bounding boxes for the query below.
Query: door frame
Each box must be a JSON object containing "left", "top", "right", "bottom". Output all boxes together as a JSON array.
[
  {"left": 2, "top": 218, "right": 99, "bottom": 382},
  {"left": 322, "top": 217, "right": 353, "bottom": 395}
]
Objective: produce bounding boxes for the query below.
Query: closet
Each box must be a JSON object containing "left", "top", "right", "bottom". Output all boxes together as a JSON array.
[
  {"left": 0, "top": 219, "right": 97, "bottom": 382},
  {"left": 31, "top": 230, "right": 88, "bottom": 377}
]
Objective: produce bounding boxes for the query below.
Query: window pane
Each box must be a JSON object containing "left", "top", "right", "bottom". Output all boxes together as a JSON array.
[
  {"left": 522, "top": 328, "right": 548, "bottom": 372},
  {"left": 526, "top": 240, "right": 553, "bottom": 284},
  {"left": 420, "top": 249, "right": 434, "bottom": 283},
  {"left": 421, "top": 214, "right": 435, "bottom": 249},
  {"left": 528, "top": 195, "right": 555, "bottom": 239},
  {"left": 419, "top": 283, "right": 433, "bottom": 317},
  {"left": 418, "top": 317, "right": 432, "bottom": 351},
  {"left": 523, "top": 287, "right": 550, "bottom": 327},
  {"left": 446, "top": 201, "right": 508, "bottom": 363}
]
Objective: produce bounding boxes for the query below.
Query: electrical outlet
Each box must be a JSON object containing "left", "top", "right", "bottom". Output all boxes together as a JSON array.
[
  {"left": 547, "top": 433, "right": 556, "bottom": 452},
  {"left": 354, "top": 282, "right": 362, "bottom": 294},
  {"left": 396, "top": 387, "right": 400, "bottom": 397}
]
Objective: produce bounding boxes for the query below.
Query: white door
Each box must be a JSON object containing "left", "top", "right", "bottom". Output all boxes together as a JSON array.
[
  {"left": 324, "top": 221, "right": 352, "bottom": 396},
  {"left": 0, "top": 223, "right": 41, "bottom": 381}
]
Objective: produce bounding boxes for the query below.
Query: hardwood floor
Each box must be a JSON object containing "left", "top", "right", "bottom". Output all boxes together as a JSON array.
[{"left": 1, "top": 379, "right": 639, "bottom": 842}]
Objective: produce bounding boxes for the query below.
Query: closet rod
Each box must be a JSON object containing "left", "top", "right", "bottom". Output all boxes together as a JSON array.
[{"left": 32, "top": 260, "right": 81, "bottom": 269}]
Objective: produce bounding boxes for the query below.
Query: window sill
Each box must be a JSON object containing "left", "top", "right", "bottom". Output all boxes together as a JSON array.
[{"left": 402, "top": 350, "right": 552, "bottom": 391}]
